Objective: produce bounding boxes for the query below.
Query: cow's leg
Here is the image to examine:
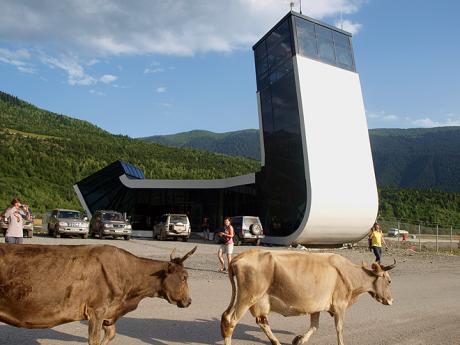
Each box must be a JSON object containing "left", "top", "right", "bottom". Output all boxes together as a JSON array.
[
  {"left": 292, "top": 312, "right": 320, "bottom": 345},
  {"left": 255, "top": 315, "right": 281, "bottom": 345},
  {"left": 101, "top": 324, "right": 116, "bottom": 345},
  {"left": 88, "top": 317, "right": 104, "bottom": 345},
  {"left": 334, "top": 312, "right": 345, "bottom": 345},
  {"left": 249, "top": 297, "right": 280, "bottom": 345},
  {"left": 221, "top": 300, "right": 251, "bottom": 345}
]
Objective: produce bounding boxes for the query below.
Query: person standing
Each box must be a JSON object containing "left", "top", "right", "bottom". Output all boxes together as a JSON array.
[
  {"left": 368, "top": 222, "right": 387, "bottom": 263},
  {"left": 201, "top": 216, "right": 211, "bottom": 241},
  {"left": 4, "top": 198, "right": 30, "bottom": 244},
  {"left": 217, "top": 217, "right": 234, "bottom": 272}
]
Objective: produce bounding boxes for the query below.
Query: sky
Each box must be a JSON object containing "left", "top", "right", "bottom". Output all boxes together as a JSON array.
[{"left": 0, "top": 0, "right": 459, "bottom": 137}]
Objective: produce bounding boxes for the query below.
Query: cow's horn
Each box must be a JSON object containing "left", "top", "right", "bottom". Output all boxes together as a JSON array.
[
  {"left": 170, "top": 248, "right": 177, "bottom": 261},
  {"left": 383, "top": 258, "right": 397, "bottom": 271},
  {"left": 180, "top": 246, "right": 197, "bottom": 263}
]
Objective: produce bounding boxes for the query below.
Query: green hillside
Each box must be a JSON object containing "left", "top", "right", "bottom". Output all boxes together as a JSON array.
[
  {"left": 141, "top": 129, "right": 261, "bottom": 160},
  {"left": 143, "top": 127, "right": 460, "bottom": 193},
  {"left": 0, "top": 91, "right": 260, "bottom": 213},
  {"left": 369, "top": 127, "right": 460, "bottom": 192}
]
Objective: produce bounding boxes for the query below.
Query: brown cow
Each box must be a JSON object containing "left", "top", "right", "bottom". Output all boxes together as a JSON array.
[
  {"left": 221, "top": 249, "right": 395, "bottom": 345},
  {"left": 0, "top": 244, "right": 197, "bottom": 345}
]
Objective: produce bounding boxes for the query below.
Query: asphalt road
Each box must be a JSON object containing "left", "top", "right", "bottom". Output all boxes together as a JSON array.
[{"left": 0, "top": 236, "right": 459, "bottom": 345}]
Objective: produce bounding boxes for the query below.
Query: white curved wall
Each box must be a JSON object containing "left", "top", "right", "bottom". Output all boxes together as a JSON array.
[{"left": 265, "top": 55, "right": 378, "bottom": 245}]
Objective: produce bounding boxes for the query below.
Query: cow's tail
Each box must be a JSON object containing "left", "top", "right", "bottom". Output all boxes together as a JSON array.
[
  {"left": 221, "top": 261, "right": 237, "bottom": 338},
  {"left": 225, "top": 262, "right": 237, "bottom": 313}
]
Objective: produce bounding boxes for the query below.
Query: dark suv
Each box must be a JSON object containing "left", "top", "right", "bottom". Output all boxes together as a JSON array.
[
  {"left": 89, "top": 210, "right": 132, "bottom": 240},
  {"left": 231, "top": 216, "right": 264, "bottom": 246}
]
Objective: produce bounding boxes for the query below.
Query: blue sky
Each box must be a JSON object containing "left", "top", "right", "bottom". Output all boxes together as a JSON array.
[{"left": 0, "top": 0, "right": 459, "bottom": 137}]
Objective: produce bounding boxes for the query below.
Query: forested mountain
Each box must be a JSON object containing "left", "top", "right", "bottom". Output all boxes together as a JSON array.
[
  {"left": 369, "top": 127, "right": 460, "bottom": 192},
  {"left": 141, "top": 129, "right": 261, "bottom": 160},
  {"left": 1, "top": 91, "right": 458, "bottom": 227},
  {"left": 0, "top": 91, "right": 260, "bottom": 213},
  {"left": 142, "top": 127, "right": 460, "bottom": 193}
]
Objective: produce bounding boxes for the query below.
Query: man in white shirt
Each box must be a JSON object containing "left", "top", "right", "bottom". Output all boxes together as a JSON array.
[{"left": 4, "top": 198, "right": 30, "bottom": 244}]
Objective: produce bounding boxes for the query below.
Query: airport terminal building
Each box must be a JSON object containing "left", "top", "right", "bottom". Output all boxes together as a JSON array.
[{"left": 75, "top": 11, "right": 378, "bottom": 245}]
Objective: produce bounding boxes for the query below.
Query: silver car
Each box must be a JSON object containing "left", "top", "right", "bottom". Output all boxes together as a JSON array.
[
  {"left": 89, "top": 210, "right": 132, "bottom": 240},
  {"left": 47, "top": 209, "right": 89, "bottom": 239},
  {"left": 153, "top": 214, "right": 191, "bottom": 241}
]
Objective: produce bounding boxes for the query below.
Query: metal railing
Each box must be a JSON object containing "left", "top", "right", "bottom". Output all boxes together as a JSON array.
[{"left": 377, "top": 217, "right": 460, "bottom": 254}]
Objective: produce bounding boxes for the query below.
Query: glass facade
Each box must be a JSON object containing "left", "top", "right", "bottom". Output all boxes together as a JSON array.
[{"left": 253, "top": 15, "right": 307, "bottom": 237}]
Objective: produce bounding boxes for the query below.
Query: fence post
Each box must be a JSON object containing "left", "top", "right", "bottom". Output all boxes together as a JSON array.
[
  {"left": 418, "top": 224, "right": 421, "bottom": 252},
  {"left": 436, "top": 224, "right": 439, "bottom": 253},
  {"left": 450, "top": 226, "right": 453, "bottom": 253}
]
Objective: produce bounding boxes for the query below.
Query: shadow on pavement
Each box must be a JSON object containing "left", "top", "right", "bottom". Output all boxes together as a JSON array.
[
  {"left": 0, "top": 325, "right": 86, "bottom": 345},
  {"left": 114, "top": 316, "right": 294, "bottom": 345}
]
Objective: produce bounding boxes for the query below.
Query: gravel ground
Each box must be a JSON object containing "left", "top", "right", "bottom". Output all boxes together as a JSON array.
[{"left": 0, "top": 235, "right": 459, "bottom": 345}]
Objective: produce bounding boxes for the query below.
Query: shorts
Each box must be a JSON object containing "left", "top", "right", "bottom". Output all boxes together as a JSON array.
[
  {"left": 5, "top": 237, "right": 24, "bottom": 244},
  {"left": 219, "top": 243, "right": 234, "bottom": 254}
]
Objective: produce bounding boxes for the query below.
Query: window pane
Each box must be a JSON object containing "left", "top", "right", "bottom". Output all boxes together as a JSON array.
[
  {"left": 267, "top": 20, "right": 290, "bottom": 49},
  {"left": 255, "top": 41, "right": 268, "bottom": 78},
  {"left": 317, "top": 38, "right": 335, "bottom": 62},
  {"left": 335, "top": 45, "right": 354, "bottom": 68},
  {"left": 260, "top": 89, "right": 274, "bottom": 134},
  {"left": 295, "top": 18, "right": 317, "bottom": 57},
  {"left": 267, "top": 35, "right": 292, "bottom": 69},
  {"left": 315, "top": 25, "right": 333, "bottom": 40},
  {"left": 269, "top": 59, "right": 293, "bottom": 84},
  {"left": 333, "top": 31, "right": 350, "bottom": 47}
]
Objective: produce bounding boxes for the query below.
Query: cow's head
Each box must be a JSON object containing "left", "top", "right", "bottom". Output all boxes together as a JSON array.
[
  {"left": 158, "top": 246, "right": 197, "bottom": 308},
  {"left": 362, "top": 259, "right": 396, "bottom": 306}
]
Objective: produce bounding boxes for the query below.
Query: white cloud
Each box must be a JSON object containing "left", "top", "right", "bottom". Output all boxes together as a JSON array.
[
  {"left": 0, "top": 0, "right": 365, "bottom": 57},
  {"left": 99, "top": 74, "right": 118, "bottom": 84},
  {"left": 144, "top": 67, "right": 165, "bottom": 74},
  {"left": 367, "top": 110, "right": 460, "bottom": 128},
  {"left": 89, "top": 89, "right": 105, "bottom": 96},
  {"left": 0, "top": 47, "right": 35, "bottom": 73},
  {"left": 412, "top": 115, "right": 460, "bottom": 128},
  {"left": 335, "top": 19, "right": 362, "bottom": 35},
  {"left": 156, "top": 87, "right": 167, "bottom": 93},
  {"left": 39, "top": 54, "right": 97, "bottom": 86}
]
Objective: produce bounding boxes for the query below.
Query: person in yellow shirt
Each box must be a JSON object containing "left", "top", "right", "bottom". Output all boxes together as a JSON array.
[{"left": 368, "top": 222, "right": 387, "bottom": 263}]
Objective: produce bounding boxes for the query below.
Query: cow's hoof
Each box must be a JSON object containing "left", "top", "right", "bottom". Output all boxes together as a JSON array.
[{"left": 292, "top": 335, "right": 303, "bottom": 345}]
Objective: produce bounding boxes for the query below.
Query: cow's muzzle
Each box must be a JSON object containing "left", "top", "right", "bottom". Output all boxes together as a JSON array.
[{"left": 177, "top": 298, "right": 191, "bottom": 308}]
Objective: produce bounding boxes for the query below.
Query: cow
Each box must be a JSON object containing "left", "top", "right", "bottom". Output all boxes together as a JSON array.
[
  {"left": 0, "top": 243, "right": 197, "bottom": 345},
  {"left": 221, "top": 249, "right": 395, "bottom": 345}
]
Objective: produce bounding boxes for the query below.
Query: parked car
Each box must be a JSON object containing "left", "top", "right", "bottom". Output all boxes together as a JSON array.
[
  {"left": 1, "top": 207, "right": 34, "bottom": 238},
  {"left": 387, "top": 228, "right": 409, "bottom": 237},
  {"left": 153, "top": 214, "right": 191, "bottom": 241},
  {"left": 89, "top": 210, "right": 132, "bottom": 240},
  {"left": 47, "top": 209, "right": 89, "bottom": 239},
  {"left": 230, "top": 216, "right": 264, "bottom": 246}
]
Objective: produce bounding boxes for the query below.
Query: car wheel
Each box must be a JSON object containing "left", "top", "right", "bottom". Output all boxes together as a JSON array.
[
  {"left": 250, "top": 224, "right": 262, "bottom": 236},
  {"left": 234, "top": 234, "right": 241, "bottom": 246},
  {"left": 124, "top": 235, "right": 131, "bottom": 241}
]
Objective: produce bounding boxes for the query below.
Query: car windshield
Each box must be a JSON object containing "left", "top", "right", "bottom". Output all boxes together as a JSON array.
[
  {"left": 170, "top": 215, "right": 187, "bottom": 224},
  {"left": 58, "top": 211, "right": 81, "bottom": 219},
  {"left": 102, "top": 212, "right": 124, "bottom": 221}
]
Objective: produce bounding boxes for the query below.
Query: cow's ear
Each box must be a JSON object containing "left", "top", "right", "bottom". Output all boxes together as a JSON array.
[
  {"left": 151, "top": 269, "right": 166, "bottom": 278},
  {"left": 167, "top": 263, "right": 176, "bottom": 273},
  {"left": 371, "top": 263, "right": 384, "bottom": 277}
]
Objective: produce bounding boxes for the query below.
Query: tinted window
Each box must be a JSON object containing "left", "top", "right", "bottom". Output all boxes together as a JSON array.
[
  {"left": 170, "top": 215, "right": 188, "bottom": 224},
  {"left": 335, "top": 45, "right": 354, "bottom": 69},
  {"left": 58, "top": 211, "right": 81, "bottom": 219},
  {"left": 317, "top": 37, "right": 335, "bottom": 62},
  {"left": 296, "top": 18, "right": 317, "bottom": 57},
  {"left": 102, "top": 212, "right": 123, "bottom": 221}
]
